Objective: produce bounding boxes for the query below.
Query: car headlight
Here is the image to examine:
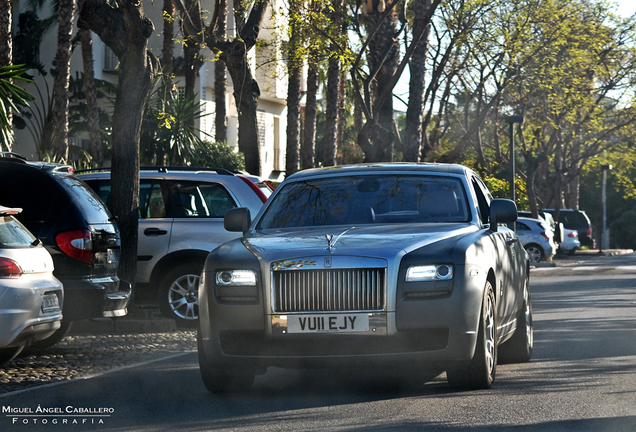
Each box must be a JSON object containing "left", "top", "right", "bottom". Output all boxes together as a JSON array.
[
  {"left": 405, "top": 264, "right": 453, "bottom": 282},
  {"left": 216, "top": 270, "right": 257, "bottom": 286}
]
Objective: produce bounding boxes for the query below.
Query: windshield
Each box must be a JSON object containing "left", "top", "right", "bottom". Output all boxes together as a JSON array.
[{"left": 257, "top": 175, "right": 470, "bottom": 229}]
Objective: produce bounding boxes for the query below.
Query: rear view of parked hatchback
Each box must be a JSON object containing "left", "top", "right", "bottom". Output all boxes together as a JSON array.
[
  {"left": 0, "top": 206, "right": 63, "bottom": 363},
  {"left": 0, "top": 154, "right": 130, "bottom": 348}
]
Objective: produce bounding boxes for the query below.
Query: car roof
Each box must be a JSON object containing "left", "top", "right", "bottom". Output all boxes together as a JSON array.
[
  {"left": 0, "top": 154, "right": 75, "bottom": 174},
  {"left": 285, "top": 163, "right": 472, "bottom": 181}
]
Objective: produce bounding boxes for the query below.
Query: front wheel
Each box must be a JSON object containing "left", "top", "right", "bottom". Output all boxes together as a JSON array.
[
  {"left": 447, "top": 280, "right": 497, "bottom": 390},
  {"left": 197, "top": 330, "right": 255, "bottom": 393},
  {"left": 158, "top": 263, "right": 202, "bottom": 327}
]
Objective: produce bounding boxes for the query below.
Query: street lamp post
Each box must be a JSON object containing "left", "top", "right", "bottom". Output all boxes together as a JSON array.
[
  {"left": 504, "top": 115, "right": 524, "bottom": 203},
  {"left": 601, "top": 164, "right": 612, "bottom": 251}
]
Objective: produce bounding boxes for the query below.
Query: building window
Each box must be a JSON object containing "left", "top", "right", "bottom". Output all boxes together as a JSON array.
[{"left": 104, "top": 45, "right": 119, "bottom": 72}]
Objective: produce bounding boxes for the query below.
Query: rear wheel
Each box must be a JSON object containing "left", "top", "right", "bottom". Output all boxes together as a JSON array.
[
  {"left": 499, "top": 278, "right": 533, "bottom": 363},
  {"left": 525, "top": 244, "right": 544, "bottom": 263},
  {"left": 447, "top": 280, "right": 497, "bottom": 390},
  {"left": 158, "top": 263, "right": 202, "bottom": 327},
  {"left": 197, "top": 330, "right": 255, "bottom": 393}
]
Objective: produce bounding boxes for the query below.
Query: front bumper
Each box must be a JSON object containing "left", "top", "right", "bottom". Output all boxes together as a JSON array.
[
  {"left": 60, "top": 277, "right": 131, "bottom": 321},
  {"left": 199, "top": 263, "right": 485, "bottom": 369}
]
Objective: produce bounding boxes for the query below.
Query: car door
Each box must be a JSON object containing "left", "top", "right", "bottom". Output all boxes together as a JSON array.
[
  {"left": 136, "top": 179, "right": 173, "bottom": 284},
  {"left": 471, "top": 176, "right": 520, "bottom": 331},
  {"left": 164, "top": 180, "right": 240, "bottom": 256}
]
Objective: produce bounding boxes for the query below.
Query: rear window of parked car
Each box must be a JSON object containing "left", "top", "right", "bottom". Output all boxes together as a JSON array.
[
  {"left": 257, "top": 175, "right": 470, "bottom": 229},
  {"left": 0, "top": 216, "right": 37, "bottom": 248}
]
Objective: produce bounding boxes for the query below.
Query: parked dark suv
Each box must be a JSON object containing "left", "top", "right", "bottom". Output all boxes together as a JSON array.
[
  {"left": 0, "top": 153, "right": 131, "bottom": 347},
  {"left": 542, "top": 208, "right": 595, "bottom": 249}
]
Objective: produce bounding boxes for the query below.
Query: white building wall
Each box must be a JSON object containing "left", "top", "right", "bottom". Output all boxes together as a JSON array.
[{"left": 11, "top": 0, "right": 289, "bottom": 179}]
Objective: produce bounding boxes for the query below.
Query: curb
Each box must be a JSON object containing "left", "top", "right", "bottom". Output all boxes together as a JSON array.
[{"left": 70, "top": 317, "right": 178, "bottom": 334}]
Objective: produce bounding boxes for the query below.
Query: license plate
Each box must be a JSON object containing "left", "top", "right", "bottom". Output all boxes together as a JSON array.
[
  {"left": 286, "top": 314, "right": 369, "bottom": 333},
  {"left": 41, "top": 293, "right": 60, "bottom": 314}
]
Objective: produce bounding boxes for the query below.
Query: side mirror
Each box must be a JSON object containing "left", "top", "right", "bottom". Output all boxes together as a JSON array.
[
  {"left": 490, "top": 199, "right": 517, "bottom": 232},
  {"left": 224, "top": 208, "right": 251, "bottom": 233}
]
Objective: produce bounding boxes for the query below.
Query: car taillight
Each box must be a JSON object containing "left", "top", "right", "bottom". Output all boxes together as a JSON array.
[
  {"left": 56, "top": 230, "right": 93, "bottom": 264},
  {"left": 586, "top": 228, "right": 592, "bottom": 236},
  {"left": 238, "top": 176, "right": 268, "bottom": 203},
  {"left": 540, "top": 232, "right": 550, "bottom": 240},
  {"left": 0, "top": 257, "right": 22, "bottom": 278},
  {"left": 568, "top": 232, "right": 578, "bottom": 238}
]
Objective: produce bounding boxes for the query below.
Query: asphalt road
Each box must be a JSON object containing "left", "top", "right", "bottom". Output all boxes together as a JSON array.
[{"left": 2, "top": 253, "right": 636, "bottom": 431}]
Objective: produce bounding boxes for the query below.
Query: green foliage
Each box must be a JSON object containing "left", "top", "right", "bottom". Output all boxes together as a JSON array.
[
  {"left": 610, "top": 210, "right": 636, "bottom": 249},
  {"left": 191, "top": 140, "right": 245, "bottom": 172},
  {"left": 140, "top": 86, "right": 209, "bottom": 166},
  {"left": 0, "top": 65, "right": 34, "bottom": 151}
]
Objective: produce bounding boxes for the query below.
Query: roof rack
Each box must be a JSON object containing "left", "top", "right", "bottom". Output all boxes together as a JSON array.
[{"left": 75, "top": 166, "right": 235, "bottom": 176}]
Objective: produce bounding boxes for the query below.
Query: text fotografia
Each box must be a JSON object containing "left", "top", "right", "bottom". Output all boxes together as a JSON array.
[{"left": 3, "top": 405, "right": 114, "bottom": 426}]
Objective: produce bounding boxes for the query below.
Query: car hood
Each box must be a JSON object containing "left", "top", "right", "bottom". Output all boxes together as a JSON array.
[{"left": 245, "top": 224, "right": 477, "bottom": 263}]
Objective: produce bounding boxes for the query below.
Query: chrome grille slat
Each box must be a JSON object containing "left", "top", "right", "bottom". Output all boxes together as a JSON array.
[{"left": 273, "top": 268, "right": 385, "bottom": 312}]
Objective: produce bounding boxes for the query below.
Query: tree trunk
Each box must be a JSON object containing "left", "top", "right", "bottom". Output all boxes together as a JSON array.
[
  {"left": 0, "top": 0, "right": 12, "bottom": 151},
  {"left": 362, "top": 2, "right": 400, "bottom": 162},
  {"left": 79, "top": 0, "right": 102, "bottom": 167},
  {"left": 214, "top": 0, "right": 228, "bottom": 143},
  {"left": 183, "top": 0, "right": 202, "bottom": 100},
  {"left": 162, "top": 0, "right": 175, "bottom": 92},
  {"left": 51, "top": 0, "right": 75, "bottom": 161},
  {"left": 403, "top": 0, "right": 431, "bottom": 162},
  {"left": 322, "top": 0, "right": 343, "bottom": 167},
  {"left": 301, "top": 49, "right": 318, "bottom": 170},
  {"left": 224, "top": 38, "right": 261, "bottom": 175},
  {"left": 285, "top": 1, "right": 302, "bottom": 175},
  {"left": 79, "top": 0, "right": 160, "bottom": 293}
]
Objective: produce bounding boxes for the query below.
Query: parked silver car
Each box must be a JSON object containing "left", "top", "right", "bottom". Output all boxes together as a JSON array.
[
  {"left": 559, "top": 228, "right": 581, "bottom": 254},
  {"left": 515, "top": 217, "right": 557, "bottom": 263},
  {"left": 0, "top": 206, "right": 63, "bottom": 363},
  {"left": 198, "top": 163, "right": 532, "bottom": 392},
  {"left": 79, "top": 167, "right": 265, "bottom": 326}
]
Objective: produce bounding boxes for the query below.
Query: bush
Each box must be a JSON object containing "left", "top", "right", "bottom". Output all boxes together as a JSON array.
[
  {"left": 191, "top": 141, "right": 245, "bottom": 172},
  {"left": 610, "top": 210, "right": 636, "bottom": 249}
]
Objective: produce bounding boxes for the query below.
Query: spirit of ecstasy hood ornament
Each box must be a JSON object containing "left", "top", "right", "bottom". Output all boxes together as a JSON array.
[{"left": 324, "top": 228, "right": 353, "bottom": 253}]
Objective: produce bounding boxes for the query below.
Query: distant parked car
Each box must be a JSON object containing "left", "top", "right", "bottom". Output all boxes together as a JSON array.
[
  {"left": 0, "top": 153, "right": 130, "bottom": 349},
  {"left": 559, "top": 228, "right": 581, "bottom": 255},
  {"left": 78, "top": 166, "right": 266, "bottom": 326},
  {"left": 0, "top": 205, "right": 63, "bottom": 363},
  {"left": 543, "top": 209, "right": 595, "bottom": 249},
  {"left": 518, "top": 210, "right": 563, "bottom": 244},
  {"left": 515, "top": 217, "right": 557, "bottom": 263}
]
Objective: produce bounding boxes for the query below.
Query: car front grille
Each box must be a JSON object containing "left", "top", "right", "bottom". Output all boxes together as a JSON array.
[{"left": 273, "top": 268, "right": 386, "bottom": 312}]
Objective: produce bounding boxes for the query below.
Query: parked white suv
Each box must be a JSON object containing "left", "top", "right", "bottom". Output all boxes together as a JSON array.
[{"left": 79, "top": 167, "right": 266, "bottom": 326}]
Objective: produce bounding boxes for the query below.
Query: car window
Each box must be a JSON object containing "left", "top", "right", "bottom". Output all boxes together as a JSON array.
[
  {"left": 471, "top": 177, "right": 490, "bottom": 224},
  {"left": 55, "top": 175, "right": 113, "bottom": 224},
  {"left": 0, "top": 167, "right": 64, "bottom": 223},
  {"left": 0, "top": 215, "right": 37, "bottom": 247},
  {"left": 257, "top": 175, "right": 469, "bottom": 229},
  {"left": 140, "top": 181, "right": 168, "bottom": 218},
  {"left": 166, "top": 181, "right": 237, "bottom": 218},
  {"left": 516, "top": 222, "right": 530, "bottom": 231}
]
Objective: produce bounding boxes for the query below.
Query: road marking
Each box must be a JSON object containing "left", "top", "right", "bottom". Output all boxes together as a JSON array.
[
  {"left": 570, "top": 266, "right": 599, "bottom": 271},
  {"left": 0, "top": 351, "right": 196, "bottom": 399}
]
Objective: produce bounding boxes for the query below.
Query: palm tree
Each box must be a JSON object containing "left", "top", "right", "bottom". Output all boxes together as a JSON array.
[{"left": 1, "top": 65, "right": 34, "bottom": 151}]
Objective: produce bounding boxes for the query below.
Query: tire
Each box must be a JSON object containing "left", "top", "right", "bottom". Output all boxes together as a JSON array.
[
  {"left": 447, "top": 280, "right": 497, "bottom": 390},
  {"left": 499, "top": 278, "right": 533, "bottom": 364},
  {"left": 525, "top": 244, "right": 544, "bottom": 263},
  {"left": 0, "top": 346, "right": 23, "bottom": 364},
  {"left": 158, "top": 263, "right": 203, "bottom": 328},
  {"left": 197, "top": 329, "right": 255, "bottom": 393},
  {"left": 21, "top": 321, "right": 73, "bottom": 353}
]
